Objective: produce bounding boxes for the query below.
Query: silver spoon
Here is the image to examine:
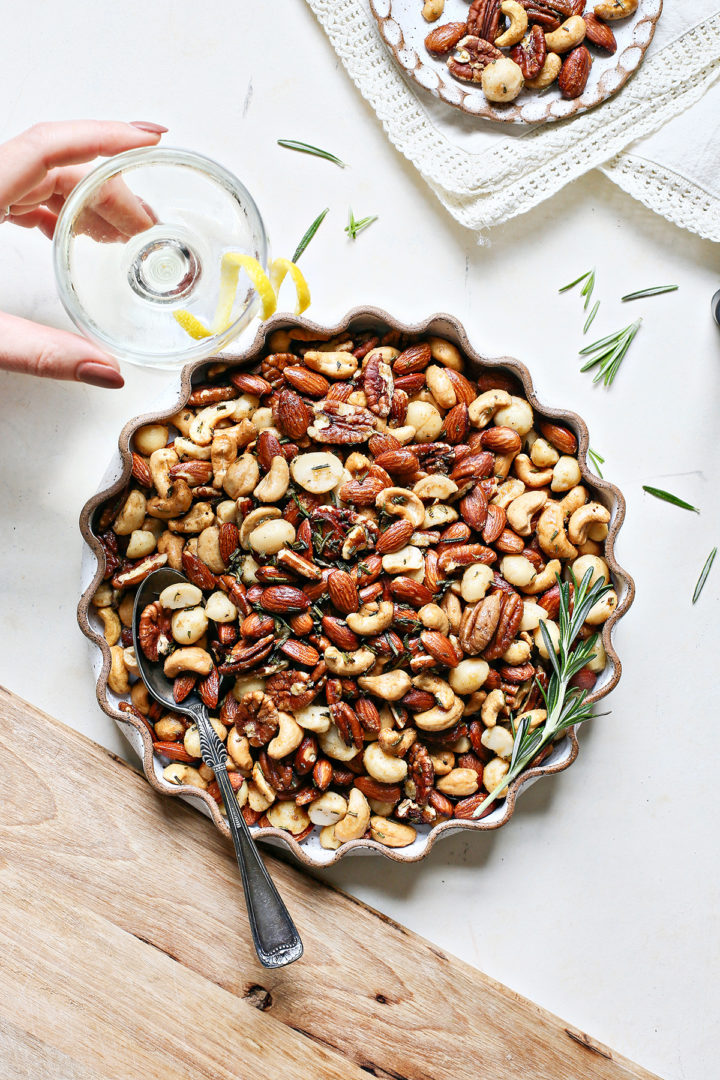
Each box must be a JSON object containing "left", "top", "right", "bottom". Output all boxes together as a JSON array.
[{"left": 132, "top": 566, "right": 303, "bottom": 968}]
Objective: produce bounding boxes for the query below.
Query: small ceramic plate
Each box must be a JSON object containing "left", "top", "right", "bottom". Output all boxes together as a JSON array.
[
  {"left": 370, "top": 0, "right": 662, "bottom": 124},
  {"left": 78, "top": 308, "right": 634, "bottom": 867}
]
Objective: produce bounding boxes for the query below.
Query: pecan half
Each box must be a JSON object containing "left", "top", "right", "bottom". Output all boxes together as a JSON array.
[
  {"left": 447, "top": 35, "right": 503, "bottom": 83},
  {"left": 234, "top": 691, "right": 279, "bottom": 747},
  {"left": 511, "top": 24, "right": 547, "bottom": 79},
  {"left": 467, "top": 0, "right": 502, "bottom": 41},
  {"left": 406, "top": 743, "right": 434, "bottom": 806}
]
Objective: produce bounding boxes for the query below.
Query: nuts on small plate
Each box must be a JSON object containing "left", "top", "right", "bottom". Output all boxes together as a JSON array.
[{"left": 92, "top": 321, "right": 619, "bottom": 851}]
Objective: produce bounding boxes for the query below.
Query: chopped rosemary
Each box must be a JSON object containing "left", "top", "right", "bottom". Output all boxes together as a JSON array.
[
  {"left": 584, "top": 300, "right": 600, "bottom": 334},
  {"left": 693, "top": 547, "right": 717, "bottom": 604},
  {"left": 587, "top": 447, "right": 605, "bottom": 478},
  {"left": 277, "top": 139, "right": 346, "bottom": 167},
  {"left": 642, "top": 486, "right": 700, "bottom": 513},
  {"left": 473, "top": 569, "right": 611, "bottom": 818},
  {"left": 291, "top": 208, "right": 329, "bottom": 263},
  {"left": 622, "top": 285, "right": 679, "bottom": 302},
  {"left": 345, "top": 208, "right": 378, "bottom": 240},
  {"left": 579, "top": 320, "right": 641, "bottom": 387}
]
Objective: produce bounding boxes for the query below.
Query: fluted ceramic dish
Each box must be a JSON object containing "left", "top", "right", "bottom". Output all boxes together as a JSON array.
[
  {"left": 370, "top": 0, "right": 662, "bottom": 124},
  {"left": 78, "top": 308, "right": 634, "bottom": 866}
]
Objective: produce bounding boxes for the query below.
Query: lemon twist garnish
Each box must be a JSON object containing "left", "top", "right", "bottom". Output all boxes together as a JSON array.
[{"left": 174, "top": 253, "right": 310, "bottom": 340}]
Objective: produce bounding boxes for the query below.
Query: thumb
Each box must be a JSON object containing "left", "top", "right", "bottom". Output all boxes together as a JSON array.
[{"left": 0, "top": 311, "right": 124, "bottom": 387}]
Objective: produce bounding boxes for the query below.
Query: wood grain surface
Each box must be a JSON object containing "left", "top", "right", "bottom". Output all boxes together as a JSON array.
[{"left": 0, "top": 686, "right": 661, "bottom": 1080}]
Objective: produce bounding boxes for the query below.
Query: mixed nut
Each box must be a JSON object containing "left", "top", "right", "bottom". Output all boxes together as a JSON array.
[
  {"left": 92, "top": 323, "right": 616, "bottom": 850},
  {"left": 422, "top": 0, "right": 639, "bottom": 103}
]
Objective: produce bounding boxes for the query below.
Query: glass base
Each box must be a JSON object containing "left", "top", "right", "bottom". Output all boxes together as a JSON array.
[{"left": 128, "top": 231, "right": 201, "bottom": 305}]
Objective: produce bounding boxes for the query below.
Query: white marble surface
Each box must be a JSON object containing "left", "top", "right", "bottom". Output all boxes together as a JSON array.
[{"left": 0, "top": 4, "right": 718, "bottom": 1078}]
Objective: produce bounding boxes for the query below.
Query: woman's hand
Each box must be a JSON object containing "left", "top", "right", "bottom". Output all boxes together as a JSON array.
[{"left": 0, "top": 119, "right": 167, "bottom": 387}]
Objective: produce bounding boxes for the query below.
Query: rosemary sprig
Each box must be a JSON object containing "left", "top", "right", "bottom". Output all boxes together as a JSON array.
[
  {"left": 291, "top": 208, "right": 328, "bottom": 263},
  {"left": 473, "top": 569, "right": 611, "bottom": 819},
  {"left": 587, "top": 447, "right": 605, "bottom": 478},
  {"left": 622, "top": 285, "right": 678, "bottom": 302},
  {"left": 584, "top": 300, "right": 600, "bottom": 334},
  {"left": 559, "top": 268, "right": 593, "bottom": 294},
  {"left": 277, "top": 139, "right": 346, "bottom": 168},
  {"left": 642, "top": 486, "right": 700, "bottom": 513},
  {"left": 345, "top": 208, "right": 378, "bottom": 240},
  {"left": 693, "top": 547, "right": 717, "bottom": 604},
  {"left": 579, "top": 320, "right": 641, "bottom": 387}
]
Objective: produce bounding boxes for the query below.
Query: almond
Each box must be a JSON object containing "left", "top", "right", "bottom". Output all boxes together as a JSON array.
[
  {"left": 259, "top": 585, "right": 311, "bottom": 614},
  {"left": 479, "top": 426, "right": 522, "bottom": 454},
  {"left": 459, "top": 484, "right": 489, "bottom": 531},
  {"left": 558, "top": 44, "right": 592, "bottom": 100},
  {"left": 437, "top": 544, "right": 496, "bottom": 574},
  {"left": 441, "top": 403, "right": 470, "bottom": 445},
  {"left": 283, "top": 364, "right": 330, "bottom": 398},
  {"left": 368, "top": 432, "right": 401, "bottom": 457},
  {"left": 131, "top": 452, "right": 152, "bottom": 487},
  {"left": 393, "top": 373, "right": 427, "bottom": 395},
  {"left": 169, "top": 460, "right": 214, "bottom": 486},
  {"left": 376, "top": 520, "right": 415, "bottom": 554},
  {"left": 445, "top": 368, "right": 478, "bottom": 407},
  {"left": 289, "top": 612, "right": 315, "bottom": 636},
  {"left": 494, "top": 529, "right": 525, "bottom": 555},
  {"left": 392, "top": 342, "right": 432, "bottom": 376},
  {"left": 280, "top": 639, "right": 321, "bottom": 667},
  {"left": 401, "top": 689, "right": 437, "bottom": 712},
  {"left": 327, "top": 569, "right": 360, "bottom": 614},
  {"left": 218, "top": 522, "right": 240, "bottom": 564},
  {"left": 424, "top": 20, "right": 468, "bottom": 54},
  {"left": 256, "top": 429, "right": 283, "bottom": 472},
  {"left": 353, "top": 776, "right": 402, "bottom": 803},
  {"left": 499, "top": 662, "right": 536, "bottom": 683},
  {"left": 181, "top": 550, "right": 217, "bottom": 591},
  {"left": 538, "top": 419, "right": 578, "bottom": 455},
  {"left": 389, "top": 577, "right": 434, "bottom": 609},
  {"left": 321, "top": 616, "right": 361, "bottom": 651},
  {"left": 373, "top": 448, "right": 419, "bottom": 477},
  {"left": 276, "top": 388, "right": 313, "bottom": 440},
  {"left": 198, "top": 666, "right": 220, "bottom": 709},
  {"left": 450, "top": 451, "right": 495, "bottom": 482},
  {"left": 241, "top": 613, "right": 276, "bottom": 638},
  {"left": 482, "top": 503, "right": 506, "bottom": 544},
  {"left": 313, "top": 759, "right": 333, "bottom": 791},
  {"left": 229, "top": 371, "right": 272, "bottom": 396},
  {"left": 583, "top": 11, "right": 617, "bottom": 51}
]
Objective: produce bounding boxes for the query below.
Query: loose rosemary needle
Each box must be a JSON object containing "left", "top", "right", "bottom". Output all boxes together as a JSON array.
[
  {"left": 345, "top": 208, "right": 378, "bottom": 240},
  {"left": 579, "top": 320, "right": 641, "bottom": 387},
  {"left": 559, "top": 268, "right": 596, "bottom": 310},
  {"left": 291, "top": 208, "right": 329, "bottom": 263},
  {"left": 277, "top": 139, "right": 346, "bottom": 167},
  {"left": 693, "top": 547, "right": 717, "bottom": 604},
  {"left": 622, "top": 285, "right": 679, "bottom": 302},
  {"left": 587, "top": 447, "right": 605, "bottom": 478},
  {"left": 642, "top": 486, "right": 700, "bottom": 513},
  {"left": 584, "top": 300, "right": 600, "bottom": 334}
]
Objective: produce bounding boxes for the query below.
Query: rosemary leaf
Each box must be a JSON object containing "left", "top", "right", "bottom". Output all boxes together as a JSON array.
[
  {"left": 642, "top": 486, "right": 700, "bottom": 513},
  {"left": 277, "top": 139, "right": 346, "bottom": 167},
  {"left": 622, "top": 285, "right": 679, "bottom": 302},
  {"left": 291, "top": 208, "right": 329, "bottom": 263},
  {"left": 345, "top": 208, "right": 378, "bottom": 240},
  {"left": 693, "top": 547, "right": 717, "bottom": 604},
  {"left": 579, "top": 320, "right": 641, "bottom": 388},
  {"left": 587, "top": 447, "right": 605, "bottom": 478},
  {"left": 581, "top": 268, "right": 596, "bottom": 311},
  {"left": 584, "top": 300, "right": 600, "bottom": 334},
  {"left": 559, "top": 269, "right": 592, "bottom": 293}
]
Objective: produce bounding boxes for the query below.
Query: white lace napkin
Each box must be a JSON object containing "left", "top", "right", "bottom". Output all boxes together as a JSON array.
[{"left": 307, "top": 0, "right": 720, "bottom": 241}]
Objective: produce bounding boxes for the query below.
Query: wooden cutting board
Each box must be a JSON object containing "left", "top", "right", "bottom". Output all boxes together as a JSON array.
[{"left": 0, "top": 685, "right": 661, "bottom": 1080}]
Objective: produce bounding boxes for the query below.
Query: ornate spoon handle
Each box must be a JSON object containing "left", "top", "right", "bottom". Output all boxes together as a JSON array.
[{"left": 190, "top": 702, "right": 303, "bottom": 968}]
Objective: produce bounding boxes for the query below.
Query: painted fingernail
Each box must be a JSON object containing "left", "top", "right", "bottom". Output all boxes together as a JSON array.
[
  {"left": 76, "top": 361, "right": 125, "bottom": 389},
  {"left": 130, "top": 121, "right": 168, "bottom": 134}
]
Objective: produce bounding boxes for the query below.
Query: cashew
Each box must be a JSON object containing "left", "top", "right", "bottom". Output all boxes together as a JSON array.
[
  {"left": 376, "top": 487, "right": 425, "bottom": 528},
  {"left": 423, "top": 504, "right": 458, "bottom": 529},
  {"left": 105, "top": 645, "right": 129, "bottom": 696},
  {"left": 530, "top": 438, "right": 559, "bottom": 468},
  {"left": 427, "top": 337, "right": 464, "bottom": 371},
  {"left": 334, "top": 788, "right": 371, "bottom": 843},
  {"left": 585, "top": 590, "right": 618, "bottom": 626},
  {"left": 162, "top": 763, "right": 208, "bottom": 790},
  {"left": 500, "top": 555, "right": 537, "bottom": 589},
  {"left": 506, "top": 490, "right": 548, "bottom": 536},
  {"left": 234, "top": 554, "right": 259, "bottom": 584},
  {"left": 91, "top": 583, "right": 114, "bottom": 608},
  {"left": 174, "top": 436, "right": 211, "bottom": 461},
  {"left": 248, "top": 762, "right": 276, "bottom": 811},
  {"left": 346, "top": 601, "right": 394, "bottom": 636},
  {"left": 294, "top": 703, "right": 332, "bottom": 733},
  {"left": 526, "top": 52, "right": 562, "bottom": 90},
  {"left": 382, "top": 546, "right": 424, "bottom": 575},
  {"left": 425, "top": 365, "right": 457, "bottom": 410},
  {"left": 413, "top": 474, "right": 458, "bottom": 501},
  {"left": 537, "top": 502, "right": 578, "bottom": 560},
  {"left": 364, "top": 743, "right": 408, "bottom": 784},
  {"left": 571, "top": 554, "right": 610, "bottom": 588},
  {"left": 319, "top": 824, "right": 342, "bottom": 850},
  {"left": 406, "top": 400, "right": 443, "bottom": 443},
  {"left": 449, "top": 658, "right": 489, "bottom": 695},
  {"left": 568, "top": 503, "right": 611, "bottom": 546},
  {"left": 303, "top": 350, "right": 359, "bottom": 379},
  {"left": 252, "top": 407, "right": 275, "bottom": 433},
  {"left": 134, "top": 423, "right": 169, "bottom": 456},
  {"left": 223, "top": 454, "right": 260, "bottom": 498},
  {"left": 195, "top": 526, "right": 224, "bottom": 574},
  {"left": 492, "top": 478, "right": 525, "bottom": 509},
  {"left": 291, "top": 451, "right": 345, "bottom": 494},
  {"left": 535, "top": 619, "right": 560, "bottom": 660},
  {"left": 414, "top": 696, "right": 464, "bottom": 732},
  {"left": 205, "top": 590, "right": 238, "bottom": 623},
  {"left": 227, "top": 729, "right": 253, "bottom": 771},
  {"left": 268, "top": 711, "right": 304, "bottom": 759},
  {"left": 412, "top": 673, "right": 455, "bottom": 710},
  {"left": 469, "top": 389, "right": 511, "bottom": 429},
  {"left": 112, "top": 490, "right": 147, "bottom": 535},
  {"left": 481, "top": 689, "right": 506, "bottom": 729},
  {"left": 513, "top": 455, "right": 553, "bottom": 490},
  {"left": 169, "top": 408, "right": 195, "bottom": 437},
  {"left": 149, "top": 447, "right": 179, "bottom": 499},
  {"left": 430, "top": 750, "right": 455, "bottom": 776},
  {"left": 216, "top": 500, "right": 238, "bottom": 525},
  {"left": 390, "top": 425, "right": 417, "bottom": 446},
  {"left": 481, "top": 726, "right": 515, "bottom": 760},
  {"left": 146, "top": 480, "right": 193, "bottom": 520},
  {"left": 126, "top": 529, "right": 157, "bottom": 558},
  {"left": 587, "top": 638, "right": 607, "bottom": 673},
  {"left": 494, "top": 397, "right": 534, "bottom": 436},
  {"left": 357, "top": 670, "right": 412, "bottom": 700},
  {"left": 154, "top": 713, "right": 184, "bottom": 741},
  {"left": 168, "top": 502, "right": 215, "bottom": 536},
  {"left": 309, "top": 792, "right": 348, "bottom": 827},
  {"left": 159, "top": 582, "right": 203, "bottom": 610},
  {"left": 495, "top": 0, "right": 528, "bottom": 47},
  {"left": 266, "top": 802, "right": 310, "bottom": 835},
  {"left": 436, "top": 768, "right": 479, "bottom": 797},
  {"left": 163, "top": 647, "right": 213, "bottom": 677},
  {"left": 545, "top": 15, "right": 586, "bottom": 52},
  {"left": 421, "top": 0, "right": 444, "bottom": 22},
  {"left": 183, "top": 717, "right": 227, "bottom": 759},
  {"left": 551, "top": 456, "right": 582, "bottom": 493},
  {"left": 521, "top": 559, "right": 562, "bottom": 596},
  {"left": 370, "top": 817, "right": 417, "bottom": 848},
  {"left": 594, "top": 0, "right": 637, "bottom": 19},
  {"left": 502, "top": 639, "right": 531, "bottom": 664},
  {"left": 157, "top": 531, "right": 184, "bottom": 569},
  {"left": 517, "top": 709, "right": 547, "bottom": 732},
  {"left": 240, "top": 506, "right": 281, "bottom": 549},
  {"left": 325, "top": 646, "right": 376, "bottom": 676},
  {"left": 419, "top": 603, "right": 449, "bottom": 634},
  {"left": 189, "top": 401, "right": 241, "bottom": 446},
  {"left": 254, "top": 455, "right": 290, "bottom": 503},
  {"left": 98, "top": 607, "right": 121, "bottom": 646},
  {"left": 560, "top": 484, "right": 587, "bottom": 518}
]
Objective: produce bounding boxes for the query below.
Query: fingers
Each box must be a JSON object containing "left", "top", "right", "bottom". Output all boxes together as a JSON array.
[
  {"left": 0, "top": 119, "right": 166, "bottom": 210},
  {"left": 0, "top": 311, "right": 124, "bottom": 388},
  {"left": 6, "top": 207, "right": 58, "bottom": 239}
]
